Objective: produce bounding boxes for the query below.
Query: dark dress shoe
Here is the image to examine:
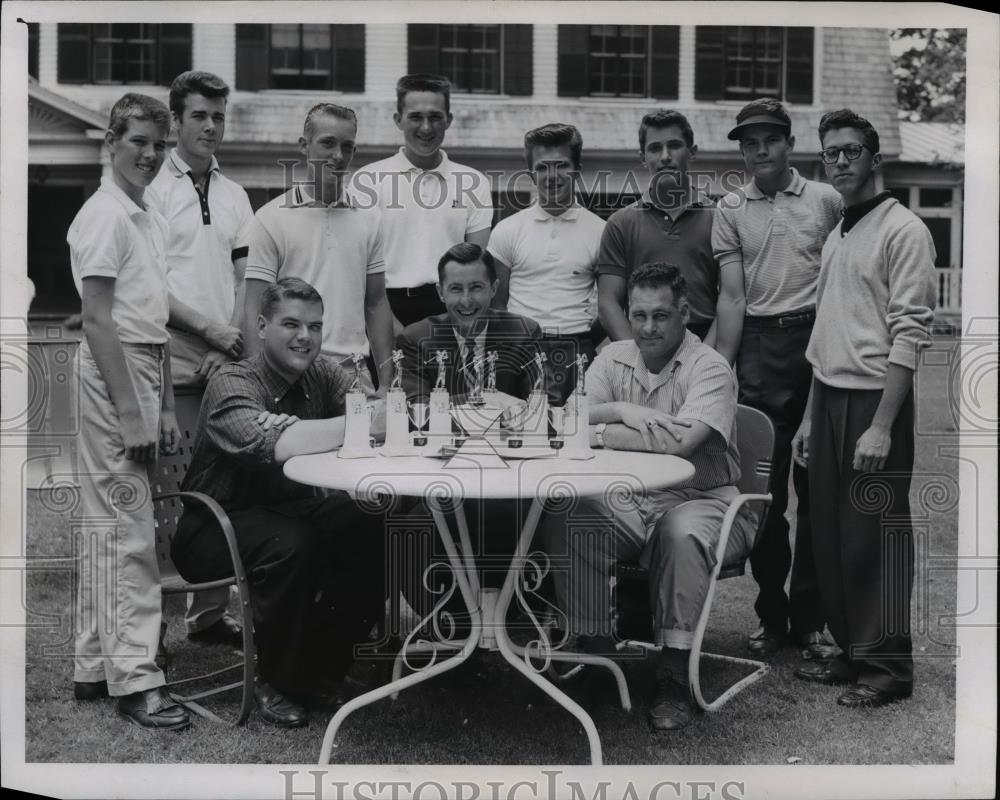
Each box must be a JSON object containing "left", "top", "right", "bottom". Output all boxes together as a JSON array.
[
  {"left": 747, "top": 624, "right": 784, "bottom": 656},
  {"left": 74, "top": 680, "right": 109, "bottom": 701},
  {"left": 254, "top": 682, "right": 309, "bottom": 728},
  {"left": 796, "top": 630, "right": 838, "bottom": 661},
  {"left": 116, "top": 687, "right": 191, "bottom": 731},
  {"left": 648, "top": 674, "right": 695, "bottom": 731},
  {"left": 837, "top": 683, "right": 912, "bottom": 708},
  {"left": 187, "top": 615, "right": 243, "bottom": 648},
  {"left": 794, "top": 662, "right": 855, "bottom": 685}
]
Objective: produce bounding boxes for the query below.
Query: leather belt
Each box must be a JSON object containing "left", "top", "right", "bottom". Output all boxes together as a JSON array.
[
  {"left": 386, "top": 284, "right": 438, "bottom": 297},
  {"left": 745, "top": 309, "right": 816, "bottom": 329}
]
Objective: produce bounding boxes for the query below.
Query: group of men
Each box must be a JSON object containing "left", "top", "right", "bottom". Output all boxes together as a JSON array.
[{"left": 67, "top": 68, "right": 937, "bottom": 735}]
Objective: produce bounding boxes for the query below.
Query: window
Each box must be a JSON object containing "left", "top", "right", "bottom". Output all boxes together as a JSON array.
[
  {"left": 886, "top": 185, "right": 963, "bottom": 269},
  {"left": 557, "top": 26, "right": 679, "bottom": 99},
  {"left": 695, "top": 27, "right": 814, "bottom": 104},
  {"left": 57, "top": 24, "right": 191, "bottom": 85},
  {"left": 407, "top": 24, "right": 533, "bottom": 96},
  {"left": 235, "top": 24, "right": 364, "bottom": 92}
]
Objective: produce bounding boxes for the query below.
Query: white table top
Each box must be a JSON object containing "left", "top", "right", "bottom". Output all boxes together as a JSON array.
[{"left": 284, "top": 446, "right": 695, "bottom": 503}]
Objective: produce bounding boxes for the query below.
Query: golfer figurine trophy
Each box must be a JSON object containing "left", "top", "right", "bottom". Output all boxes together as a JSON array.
[
  {"left": 523, "top": 351, "right": 550, "bottom": 440},
  {"left": 428, "top": 350, "right": 452, "bottom": 442},
  {"left": 383, "top": 349, "right": 410, "bottom": 452},
  {"left": 482, "top": 350, "right": 499, "bottom": 407},
  {"left": 563, "top": 353, "right": 594, "bottom": 459},
  {"left": 341, "top": 353, "right": 376, "bottom": 458}
]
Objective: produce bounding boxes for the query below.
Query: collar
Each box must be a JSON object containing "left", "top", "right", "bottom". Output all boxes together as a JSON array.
[
  {"left": 612, "top": 330, "right": 699, "bottom": 385},
  {"left": 392, "top": 146, "right": 452, "bottom": 176},
  {"left": 841, "top": 190, "right": 893, "bottom": 235},
  {"left": 638, "top": 186, "right": 704, "bottom": 220},
  {"left": 99, "top": 176, "right": 148, "bottom": 217},
  {"left": 531, "top": 202, "right": 581, "bottom": 223},
  {"left": 452, "top": 321, "right": 489, "bottom": 351},
  {"left": 252, "top": 353, "right": 304, "bottom": 403},
  {"left": 167, "top": 148, "right": 221, "bottom": 179},
  {"left": 290, "top": 184, "right": 355, "bottom": 209},
  {"left": 743, "top": 166, "right": 806, "bottom": 200}
]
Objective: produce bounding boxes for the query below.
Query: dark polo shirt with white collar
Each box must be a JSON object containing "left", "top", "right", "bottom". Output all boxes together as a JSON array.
[{"left": 596, "top": 193, "right": 719, "bottom": 328}]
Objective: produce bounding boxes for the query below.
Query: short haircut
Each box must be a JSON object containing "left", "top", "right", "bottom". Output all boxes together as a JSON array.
[
  {"left": 523, "top": 123, "right": 583, "bottom": 170},
  {"left": 302, "top": 103, "right": 358, "bottom": 140},
  {"left": 735, "top": 97, "right": 792, "bottom": 137},
  {"left": 436, "top": 242, "right": 497, "bottom": 284},
  {"left": 259, "top": 277, "right": 324, "bottom": 320},
  {"left": 627, "top": 262, "right": 688, "bottom": 305},
  {"left": 168, "top": 70, "right": 229, "bottom": 118},
  {"left": 818, "top": 108, "right": 880, "bottom": 153},
  {"left": 396, "top": 73, "right": 452, "bottom": 115},
  {"left": 638, "top": 109, "right": 694, "bottom": 151},
  {"left": 107, "top": 93, "right": 171, "bottom": 139}
]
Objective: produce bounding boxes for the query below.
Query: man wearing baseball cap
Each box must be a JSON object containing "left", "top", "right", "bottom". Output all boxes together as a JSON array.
[{"left": 712, "top": 98, "right": 842, "bottom": 662}]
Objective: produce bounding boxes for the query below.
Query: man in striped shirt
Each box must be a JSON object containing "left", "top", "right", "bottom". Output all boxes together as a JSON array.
[
  {"left": 541, "top": 263, "right": 756, "bottom": 732},
  {"left": 713, "top": 99, "right": 841, "bottom": 661}
]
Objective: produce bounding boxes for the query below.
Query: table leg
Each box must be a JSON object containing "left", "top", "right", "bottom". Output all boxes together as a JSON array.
[
  {"left": 492, "top": 498, "right": 606, "bottom": 766},
  {"left": 318, "top": 501, "right": 482, "bottom": 764}
]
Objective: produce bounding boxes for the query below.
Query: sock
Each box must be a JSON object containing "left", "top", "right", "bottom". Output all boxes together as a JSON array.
[{"left": 657, "top": 647, "right": 691, "bottom": 686}]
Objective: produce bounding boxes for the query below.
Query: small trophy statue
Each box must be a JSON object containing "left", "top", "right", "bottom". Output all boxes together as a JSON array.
[
  {"left": 563, "top": 353, "right": 594, "bottom": 460},
  {"left": 390, "top": 349, "right": 404, "bottom": 391},
  {"left": 428, "top": 350, "right": 451, "bottom": 442},
  {"left": 341, "top": 353, "right": 376, "bottom": 458},
  {"left": 384, "top": 349, "right": 410, "bottom": 452},
  {"left": 482, "top": 350, "right": 500, "bottom": 407},
  {"left": 522, "top": 351, "right": 549, "bottom": 439},
  {"left": 468, "top": 350, "right": 485, "bottom": 406}
]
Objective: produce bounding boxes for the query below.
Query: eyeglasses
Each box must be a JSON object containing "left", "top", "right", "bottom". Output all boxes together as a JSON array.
[{"left": 818, "top": 143, "right": 872, "bottom": 164}]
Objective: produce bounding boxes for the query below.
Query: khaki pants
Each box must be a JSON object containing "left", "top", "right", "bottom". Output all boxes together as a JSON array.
[{"left": 73, "top": 342, "right": 166, "bottom": 697}]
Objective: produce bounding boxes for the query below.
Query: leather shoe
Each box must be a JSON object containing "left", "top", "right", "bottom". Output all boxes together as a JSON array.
[
  {"left": 648, "top": 674, "right": 695, "bottom": 731},
  {"left": 794, "top": 662, "right": 854, "bottom": 686},
  {"left": 187, "top": 615, "right": 243, "bottom": 648},
  {"left": 254, "top": 682, "right": 308, "bottom": 728},
  {"left": 796, "top": 630, "right": 838, "bottom": 661},
  {"left": 116, "top": 688, "right": 191, "bottom": 731},
  {"left": 837, "top": 683, "right": 911, "bottom": 708},
  {"left": 74, "top": 680, "right": 109, "bottom": 701},
  {"left": 747, "top": 624, "right": 784, "bottom": 656}
]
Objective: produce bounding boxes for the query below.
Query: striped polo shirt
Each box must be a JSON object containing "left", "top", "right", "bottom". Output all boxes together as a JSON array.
[
  {"left": 585, "top": 331, "right": 741, "bottom": 491},
  {"left": 712, "top": 168, "right": 841, "bottom": 317}
]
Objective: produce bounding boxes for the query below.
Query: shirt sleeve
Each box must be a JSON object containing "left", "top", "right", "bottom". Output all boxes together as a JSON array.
[
  {"left": 486, "top": 217, "right": 515, "bottom": 269},
  {"left": 68, "top": 206, "right": 129, "bottom": 280},
  {"left": 674, "top": 354, "right": 738, "bottom": 444},
  {"left": 201, "top": 367, "right": 283, "bottom": 469},
  {"left": 465, "top": 170, "right": 494, "bottom": 233},
  {"left": 712, "top": 196, "right": 743, "bottom": 271},
  {"left": 232, "top": 186, "right": 255, "bottom": 252},
  {"left": 366, "top": 210, "right": 386, "bottom": 275},
  {"left": 595, "top": 213, "right": 629, "bottom": 278},
  {"left": 583, "top": 347, "right": 616, "bottom": 405},
  {"left": 244, "top": 210, "right": 281, "bottom": 283},
  {"left": 885, "top": 218, "right": 938, "bottom": 370}
]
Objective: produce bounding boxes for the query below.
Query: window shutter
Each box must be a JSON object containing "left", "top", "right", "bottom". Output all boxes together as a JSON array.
[
  {"left": 649, "top": 26, "right": 680, "bottom": 99},
  {"left": 502, "top": 24, "right": 533, "bottom": 96},
  {"left": 333, "top": 24, "right": 365, "bottom": 92},
  {"left": 27, "top": 22, "right": 40, "bottom": 79},
  {"left": 157, "top": 24, "right": 192, "bottom": 87},
  {"left": 785, "top": 27, "right": 814, "bottom": 104},
  {"left": 58, "top": 23, "right": 91, "bottom": 84},
  {"left": 407, "top": 24, "right": 440, "bottom": 75},
  {"left": 694, "top": 26, "right": 725, "bottom": 101},
  {"left": 556, "top": 25, "right": 588, "bottom": 97},
  {"left": 235, "top": 24, "right": 269, "bottom": 90}
]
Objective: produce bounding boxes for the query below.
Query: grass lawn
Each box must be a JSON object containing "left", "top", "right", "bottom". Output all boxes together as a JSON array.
[{"left": 20, "top": 336, "right": 961, "bottom": 765}]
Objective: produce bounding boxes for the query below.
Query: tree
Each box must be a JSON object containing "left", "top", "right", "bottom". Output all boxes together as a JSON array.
[{"left": 891, "top": 29, "right": 966, "bottom": 123}]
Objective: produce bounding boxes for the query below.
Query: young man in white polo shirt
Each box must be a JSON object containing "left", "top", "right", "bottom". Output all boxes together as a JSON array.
[
  {"left": 68, "top": 94, "right": 190, "bottom": 731},
  {"left": 244, "top": 103, "right": 393, "bottom": 391},
  {"left": 146, "top": 70, "right": 252, "bottom": 649},
  {"left": 488, "top": 123, "right": 605, "bottom": 403},
  {"left": 357, "top": 74, "right": 494, "bottom": 332}
]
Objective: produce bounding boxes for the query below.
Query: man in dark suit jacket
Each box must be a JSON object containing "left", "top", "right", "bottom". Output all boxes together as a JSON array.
[{"left": 392, "top": 243, "right": 549, "bottom": 634}]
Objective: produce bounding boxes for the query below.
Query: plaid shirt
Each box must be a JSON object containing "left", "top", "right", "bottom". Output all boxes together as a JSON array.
[{"left": 181, "top": 353, "right": 354, "bottom": 511}]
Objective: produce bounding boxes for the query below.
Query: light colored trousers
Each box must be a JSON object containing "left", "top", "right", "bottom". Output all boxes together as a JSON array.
[
  {"left": 540, "top": 486, "right": 756, "bottom": 649},
  {"left": 73, "top": 342, "right": 166, "bottom": 696}
]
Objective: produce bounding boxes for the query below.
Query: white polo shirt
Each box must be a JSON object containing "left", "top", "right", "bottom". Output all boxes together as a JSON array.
[
  {"left": 246, "top": 185, "right": 385, "bottom": 363},
  {"left": 487, "top": 202, "right": 605, "bottom": 335},
  {"left": 146, "top": 149, "right": 254, "bottom": 325},
  {"left": 67, "top": 177, "right": 169, "bottom": 344},
  {"left": 354, "top": 148, "right": 493, "bottom": 289}
]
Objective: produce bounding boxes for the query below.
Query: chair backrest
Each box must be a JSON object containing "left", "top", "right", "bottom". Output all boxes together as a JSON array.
[
  {"left": 734, "top": 404, "right": 775, "bottom": 497},
  {"left": 151, "top": 389, "right": 204, "bottom": 574}
]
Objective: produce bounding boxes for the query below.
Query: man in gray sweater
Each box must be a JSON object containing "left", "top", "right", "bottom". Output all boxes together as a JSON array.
[{"left": 791, "top": 109, "right": 937, "bottom": 708}]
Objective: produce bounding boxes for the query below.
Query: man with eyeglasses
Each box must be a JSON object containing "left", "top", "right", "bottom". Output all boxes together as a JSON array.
[
  {"left": 791, "top": 109, "right": 937, "bottom": 709},
  {"left": 713, "top": 99, "right": 841, "bottom": 664}
]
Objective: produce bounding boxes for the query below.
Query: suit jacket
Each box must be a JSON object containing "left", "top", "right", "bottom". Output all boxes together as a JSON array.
[{"left": 397, "top": 310, "right": 555, "bottom": 405}]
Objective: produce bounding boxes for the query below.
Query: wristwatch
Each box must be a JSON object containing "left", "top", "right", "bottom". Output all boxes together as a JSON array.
[{"left": 594, "top": 422, "right": 607, "bottom": 449}]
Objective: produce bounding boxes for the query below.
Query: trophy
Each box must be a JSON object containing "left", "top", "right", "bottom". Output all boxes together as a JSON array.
[
  {"left": 562, "top": 353, "right": 594, "bottom": 459},
  {"left": 522, "top": 352, "right": 549, "bottom": 439},
  {"left": 383, "top": 349, "right": 410, "bottom": 452},
  {"left": 341, "top": 353, "right": 377, "bottom": 458},
  {"left": 482, "top": 350, "right": 499, "bottom": 406},
  {"left": 427, "top": 350, "right": 451, "bottom": 443}
]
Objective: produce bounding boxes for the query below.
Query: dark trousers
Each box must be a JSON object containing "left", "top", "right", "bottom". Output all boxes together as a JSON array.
[
  {"left": 387, "top": 285, "right": 446, "bottom": 328},
  {"left": 737, "top": 312, "right": 824, "bottom": 635},
  {"left": 808, "top": 381, "right": 914, "bottom": 691},
  {"left": 172, "top": 493, "right": 386, "bottom": 698},
  {"left": 687, "top": 318, "right": 712, "bottom": 342},
  {"left": 541, "top": 332, "right": 598, "bottom": 405}
]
